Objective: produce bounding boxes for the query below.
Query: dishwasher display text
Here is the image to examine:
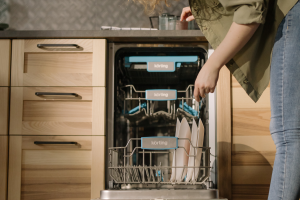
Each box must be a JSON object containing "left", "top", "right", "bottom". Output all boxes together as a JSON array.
[
  {"left": 141, "top": 137, "right": 178, "bottom": 150},
  {"left": 145, "top": 89, "right": 177, "bottom": 101},
  {"left": 148, "top": 62, "right": 175, "bottom": 72}
]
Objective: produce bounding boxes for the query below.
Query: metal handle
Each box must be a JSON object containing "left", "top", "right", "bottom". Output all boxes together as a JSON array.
[
  {"left": 34, "top": 141, "right": 78, "bottom": 145},
  {"left": 35, "top": 92, "right": 79, "bottom": 97},
  {"left": 37, "top": 44, "right": 80, "bottom": 48},
  {"left": 149, "top": 16, "right": 159, "bottom": 28}
]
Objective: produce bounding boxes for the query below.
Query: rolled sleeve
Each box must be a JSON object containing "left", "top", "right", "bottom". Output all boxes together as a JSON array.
[{"left": 219, "top": 0, "right": 267, "bottom": 24}]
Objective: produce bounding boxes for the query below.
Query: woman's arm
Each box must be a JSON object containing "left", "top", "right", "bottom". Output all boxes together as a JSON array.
[
  {"left": 194, "top": 22, "right": 260, "bottom": 101},
  {"left": 180, "top": 6, "right": 261, "bottom": 101}
]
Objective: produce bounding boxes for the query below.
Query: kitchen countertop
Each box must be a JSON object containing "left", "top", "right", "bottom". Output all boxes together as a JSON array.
[{"left": 0, "top": 30, "right": 207, "bottom": 42}]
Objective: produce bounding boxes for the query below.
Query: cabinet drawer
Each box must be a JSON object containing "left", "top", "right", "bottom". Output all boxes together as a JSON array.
[
  {"left": 0, "top": 136, "right": 8, "bottom": 200},
  {"left": 8, "top": 136, "right": 105, "bottom": 200},
  {"left": 0, "top": 40, "right": 11, "bottom": 86},
  {"left": 10, "top": 87, "right": 106, "bottom": 136},
  {"left": 11, "top": 39, "right": 106, "bottom": 86},
  {"left": 0, "top": 87, "right": 9, "bottom": 135}
]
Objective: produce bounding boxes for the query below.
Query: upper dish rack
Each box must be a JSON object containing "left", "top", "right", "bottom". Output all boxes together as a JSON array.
[
  {"left": 108, "top": 137, "right": 210, "bottom": 190},
  {"left": 120, "top": 85, "right": 202, "bottom": 122}
]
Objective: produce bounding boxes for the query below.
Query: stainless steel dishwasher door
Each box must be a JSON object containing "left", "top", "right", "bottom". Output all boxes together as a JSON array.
[{"left": 98, "top": 189, "right": 227, "bottom": 200}]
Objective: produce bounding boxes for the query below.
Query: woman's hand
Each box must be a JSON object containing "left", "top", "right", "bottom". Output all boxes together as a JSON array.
[
  {"left": 194, "top": 60, "right": 221, "bottom": 102},
  {"left": 193, "top": 22, "right": 260, "bottom": 102},
  {"left": 180, "top": 7, "right": 195, "bottom": 21}
]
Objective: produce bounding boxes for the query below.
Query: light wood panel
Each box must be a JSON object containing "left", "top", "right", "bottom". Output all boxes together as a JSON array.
[
  {"left": 232, "top": 151, "right": 275, "bottom": 167},
  {"left": 0, "top": 87, "right": 9, "bottom": 135},
  {"left": 8, "top": 136, "right": 105, "bottom": 200},
  {"left": 23, "top": 101, "right": 92, "bottom": 122},
  {"left": 0, "top": 136, "right": 8, "bottom": 200},
  {"left": 0, "top": 40, "right": 11, "bottom": 86},
  {"left": 92, "top": 87, "right": 106, "bottom": 137},
  {"left": 11, "top": 39, "right": 106, "bottom": 86},
  {"left": 92, "top": 39, "right": 106, "bottom": 87},
  {"left": 233, "top": 136, "right": 276, "bottom": 152},
  {"left": 217, "top": 66, "right": 232, "bottom": 199},
  {"left": 22, "top": 72, "right": 92, "bottom": 86},
  {"left": 91, "top": 136, "right": 105, "bottom": 199},
  {"left": 232, "top": 184, "right": 270, "bottom": 200},
  {"left": 11, "top": 40, "right": 24, "bottom": 86},
  {"left": 232, "top": 166, "right": 273, "bottom": 185},
  {"left": 231, "top": 72, "right": 274, "bottom": 200},
  {"left": 24, "top": 53, "right": 93, "bottom": 73},
  {"left": 233, "top": 108, "right": 271, "bottom": 136},
  {"left": 10, "top": 87, "right": 105, "bottom": 136},
  {"left": 7, "top": 136, "right": 22, "bottom": 200}
]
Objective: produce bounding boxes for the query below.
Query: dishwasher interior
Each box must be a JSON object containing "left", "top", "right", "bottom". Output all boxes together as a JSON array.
[{"left": 104, "top": 43, "right": 223, "bottom": 200}]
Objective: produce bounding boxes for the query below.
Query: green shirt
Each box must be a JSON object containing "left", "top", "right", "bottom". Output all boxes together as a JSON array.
[{"left": 189, "top": 0, "right": 298, "bottom": 102}]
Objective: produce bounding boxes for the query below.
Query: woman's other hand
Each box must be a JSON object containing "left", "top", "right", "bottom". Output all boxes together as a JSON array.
[
  {"left": 180, "top": 7, "right": 195, "bottom": 21},
  {"left": 194, "top": 61, "right": 221, "bottom": 102}
]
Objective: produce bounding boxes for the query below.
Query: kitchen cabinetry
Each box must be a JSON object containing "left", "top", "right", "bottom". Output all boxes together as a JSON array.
[
  {"left": 10, "top": 87, "right": 106, "bottom": 136},
  {"left": 0, "top": 136, "right": 8, "bottom": 200},
  {"left": 231, "top": 77, "right": 273, "bottom": 200},
  {"left": 11, "top": 39, "right": 106, "bottom": 87},
  {"left": 7, "top": 39, "right": 107, "bottom": 200},
  {"left": 216, "top": 68, "right": 273, "bottom": 200},
  {"left": 0, "top": 40, "right": 11, "bottom": 86},
  {"left": 0, "top": 87, "right": 9, "bottom": 136},
  {"left": 7, "top": 136, "right": 105, "bottom": 200},
  {"left": 0, "top": 39, "right": 10, "bottom": 200}
]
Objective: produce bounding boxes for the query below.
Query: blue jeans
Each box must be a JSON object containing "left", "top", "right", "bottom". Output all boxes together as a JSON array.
[{"left": 269, "top": 1, "right": 300, "bottom": 199}]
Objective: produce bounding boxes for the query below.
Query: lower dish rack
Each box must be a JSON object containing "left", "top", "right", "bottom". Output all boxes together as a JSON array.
[{"left": 108, "top": 137, "right": 211, "bottom": 190}]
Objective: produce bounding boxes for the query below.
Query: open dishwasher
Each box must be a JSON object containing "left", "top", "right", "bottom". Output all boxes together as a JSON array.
[{"left": 104, "top": 43, "right": 225, "bottom": 200}]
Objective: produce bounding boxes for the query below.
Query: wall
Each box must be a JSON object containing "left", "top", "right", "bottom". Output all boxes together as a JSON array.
[
  {"left": 0, "top": 0, "right": 189, "bottom": 30},
  {"left": 231, "top": 76, "right": 274, "bottom": 200}
]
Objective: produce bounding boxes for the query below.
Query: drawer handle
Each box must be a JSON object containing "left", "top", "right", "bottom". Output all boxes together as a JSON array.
[
  {"left": 34, "top": 141, "right": 78, "bottom": 145},
  {"left": 35, "top": 92, "right": 79, "bottom": 97},
  {"left": 37, "top": 44, "right": 80, "bottom": 48}
]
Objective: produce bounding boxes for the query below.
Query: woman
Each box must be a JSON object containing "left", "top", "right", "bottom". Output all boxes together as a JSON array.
[
  {"left": 135, "top": 0, "right": 300, "bottom": 199},
  {"left": 182, "top": 0, "right": 300, "bottom": 199}
]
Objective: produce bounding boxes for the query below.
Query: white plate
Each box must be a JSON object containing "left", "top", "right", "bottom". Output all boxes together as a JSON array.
[
  {"left": 185, "top": 119, "right": 198, "bottom": 182},
  {"left": 192, "top": 119, "right": 204, "bottom": 181},
  {"left": 170, "top": 118, "right": 181, "bottom": 182},
  {"left": 175, "top": 117, "right": 191, "bottom": 182}
]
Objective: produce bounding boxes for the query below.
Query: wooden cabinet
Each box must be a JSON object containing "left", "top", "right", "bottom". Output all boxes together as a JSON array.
[
  {"left": 0, "top": 136, "right": 8, "bottom": 200},
  {"left": 11, "top": 39, "right": 106, "bottom": 87},
  {"left": 231, "top": 77, "right": 273, "bottom": 200},
  {"left": 10, "top": 87, "right": 106, "bottom": 136},
  {"left": 0, "top": 40, "right": 11, "bottom": 86},
  {"left": 0, "top": 40, "right": 11, "bottom": 200},
  {"left": 7, "top": 135, "right": 105, "bottom": 200},
  {"left": 7, "top": 38, "right": 107, "bottom": 200},
  {"left": 0, "top": 87, "right": 9, "bottom": 136}
]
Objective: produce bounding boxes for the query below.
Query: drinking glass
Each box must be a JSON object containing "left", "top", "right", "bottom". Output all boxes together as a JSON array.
[{"left": 159, "top": 13, "right": 169, "bottom": 30}]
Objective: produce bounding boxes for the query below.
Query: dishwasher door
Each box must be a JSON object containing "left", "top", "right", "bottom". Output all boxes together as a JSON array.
[{"left": 99, "top": 189, "right": 227, "bottom": 200}]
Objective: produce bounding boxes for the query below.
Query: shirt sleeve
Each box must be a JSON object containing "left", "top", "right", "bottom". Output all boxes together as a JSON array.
[{"left": 218, "top": 0, "right": 267, "bottom": 24}]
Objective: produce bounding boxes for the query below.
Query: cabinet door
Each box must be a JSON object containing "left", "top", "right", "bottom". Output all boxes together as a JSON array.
[
  {"left": 10, "top": 87, "right": 105, "bottom": 136},
  {"left": 0, "top": 87, "right": 9, "bottom": 135},
  {"left": 8, "top": 136, "right": 105, "bottom": 200},
  {"left": 11, "top": 39, "right": 106, "bottom": 87},
  {"left": 0, "top": 136, "right": 8, "bottom": 200},
  {"left": 0, "top": 40, "right": 11, "bottom": 86}
]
